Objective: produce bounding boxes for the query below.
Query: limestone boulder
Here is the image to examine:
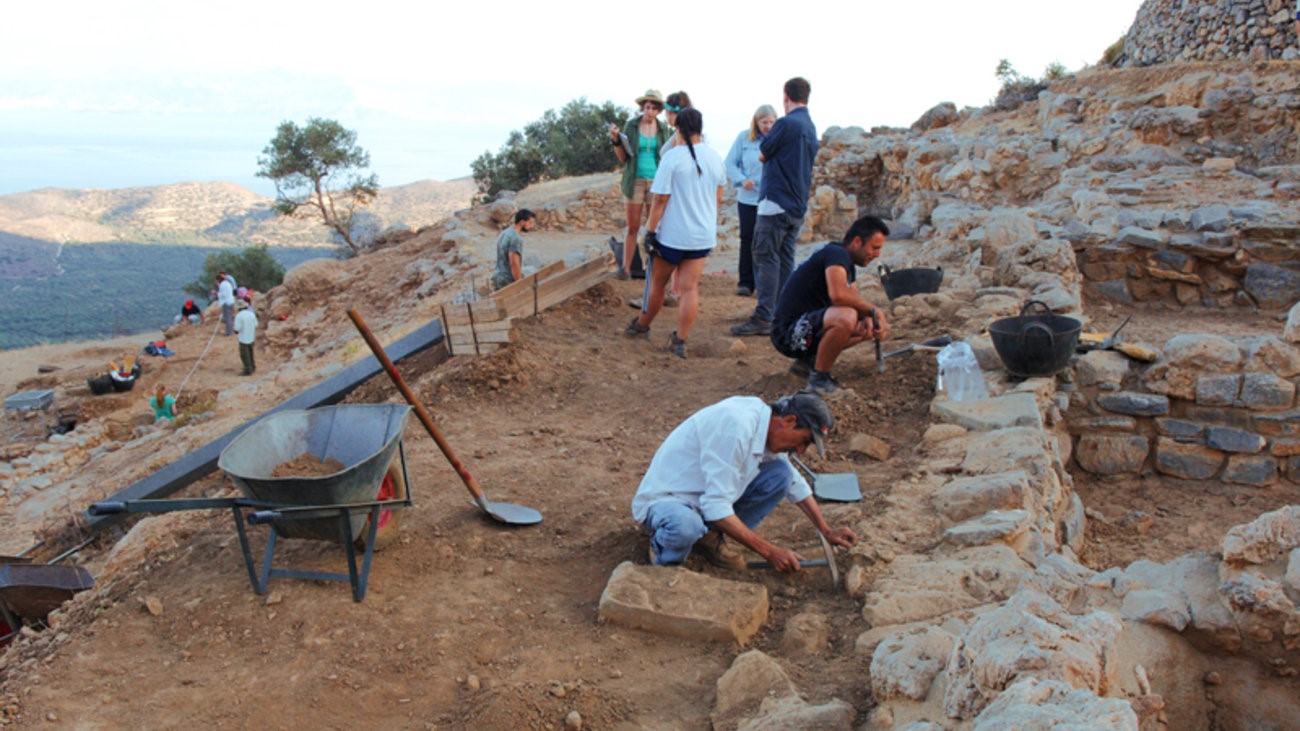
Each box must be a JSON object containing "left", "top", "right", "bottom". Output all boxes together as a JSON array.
[
  {"left": 970, "top": 677, "right": 1138, "bottom": 731},
  {"left": 942, "top": 588, "right": 1123, "bottom": 719},
  {"left": 862, "top": 545, "right": 1029, "bottom": 627},
  {"left": 711, "top": 650, "right": 797, "bottom": 731},
  {"left": 736, "top": 696, "right": 855, "bottom": 731},
  {"left": 597, "top": 562, "right": 768, "bottom": 644},
  {"left": 1221, "top": 505, "right": 1300, "bottom": 566},
  {"left": 932, "top": 471, "right": 1029, "bottom": 523},
  {"left": 1074, "top": 434, "right": 1149, "bottom": 475},
  {"left": 1285, "top": 302, "right": 1300, "bottom": 344},
  {"left": 1141, "top": 334, "right": 1242, "bottom": 399},
  {"left": 870, "top": 625, "right": 956, "bottom": 701},
  {"left": 1241, "top": 336, "right": 1300, "bottom": 378},
  {"left": 1076, "top": 350, "right": 1129, "bottom": 389},
  {"left": 779, "top": 612, "right": 829, "bottom": 657}
]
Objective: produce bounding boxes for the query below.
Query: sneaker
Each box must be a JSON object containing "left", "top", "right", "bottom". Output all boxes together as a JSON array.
[
  {"left": 669, "top": 332, "right": 686, "bottom": 359},
  {"left": 664, "top": 294, "right": 680, "bottom": 308},
  {"left": 729, "top": 317, "right": 771, "bottom": 337},
  {"left": 627, "top": 297, "right": 643, "bottom": 310},
  {"left": 807, "top": 369, "right": 840, "bottom": 395},
  {"left": 736, "top": 286, "right": 753, "bottom": 297},
  {"left": 788, "top": 357, "right": 814, "bottom": 377},
  {"left": 624, "top": 316, "right": 650, "bottom": 339},
  {"left": 694, "top": 529, "right": 747, "bottom": 571}
]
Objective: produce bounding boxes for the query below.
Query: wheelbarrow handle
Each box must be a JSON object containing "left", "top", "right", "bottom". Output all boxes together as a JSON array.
[
  {"left": 87, "top": 502, "right": 127, "bottom": 516},
  {"left": 248, "top": 510, "right": 282, "bottom": 525}
]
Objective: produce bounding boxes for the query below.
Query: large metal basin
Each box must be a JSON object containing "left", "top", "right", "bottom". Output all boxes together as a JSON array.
[{"left": 218, "top": 404, "right": 411, "bottom": 543}]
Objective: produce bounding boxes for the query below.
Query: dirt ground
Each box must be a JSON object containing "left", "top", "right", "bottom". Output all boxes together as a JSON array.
[
  {"left": 2, "top": 234, "right": 1296, "bottom": 727},
  {"left": 0, "top": 272, "right": 942, "bottom": 729}
]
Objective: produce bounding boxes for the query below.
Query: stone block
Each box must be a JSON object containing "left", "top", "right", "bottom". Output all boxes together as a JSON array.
[
  {"left": 1141, "top": 333, "right": 1241, "bottom": 399},
  {"left": 1286, "top": 549, "right": 1300, "bottom": 594},
  {"left": 1154, "top": 437, "right": 1224, "bottom": 479},
  {"left": 1074, "top": 434, "right": 1149, "bottom": 474},
  {"left": 1190, "top": 204, "right": 1231, "bottom": 232},
  {"left": 1185, "top": 404, "right": 1252, "bottom": 428},
  {"left": 1154, "top": 417, "right": 1205, "bottom": 440},
  {"left": 933, "top": 471, "right": 1029, "bottom": 522},
  {"left": 1068, "top": 416, "right": 1137, "bottom": 433},
  {"left": 1271, "top": 439, "right": 1300, "bottom": 457},
  {"left": 1243, "top": 263, "right": 1300, "bottom": 310},
  {"left": 1195, "top": 374, "right": 1241, "bottom": 406},
  {"left": 1239, "top": 372, "right": 1296, "bottom": 411},
  {"left": 1241, "top": 336, "right": 1300, "bottom": 378},
  {"left": 1286, "top": 303, "right": 1300, "bottom": 344},
  {"left": 1221, "top": 505, "right": 1300, "bottom": 565},
  {"left": 712, "top": 650, "right": 797, "bottom": 730},
  {"left": 1094, "top": 279, "right": 1132, "bottom": 303},
  {"left": 1114, "top": 226, "right": 1163, "bottom": 249},
  {"left": 598, "top": 562, "right": 769, "bottom": 644},
  {"left": 862, "top": 546, "right": 1028, "bottom": 627},
  {"left": 930, "top": 392, "right": 1042, "bottom": 432},
  {"left": 1075, "top": 350, "right": 1129, "bottom": 388},
  {"left": 870, "top": 626, "right": 956, "bottom": 701},
  {"left": 970, "top": 678, "right": 1138, "bottom": 730},
  {"left": 1205, "top": 426, "right": 1266, "bottom": 454},
  {"left": 1096, "top": 391, "right": 1170, "bottom": 416},
  {"left": 1253, "top": 410, "right": 1300, "bottom": 437},
  {"left": 848, "top": 433, "right": 891, "bottom": 461},
  {"left": 943, "top": 510, "right": 1032, "bottom": 547},
  {"left": 1222, "top": 455, "right": 1278, "bottom": 485},
  {"left": 1121, "top": 589, "right": 1191, "bottom": 631}
]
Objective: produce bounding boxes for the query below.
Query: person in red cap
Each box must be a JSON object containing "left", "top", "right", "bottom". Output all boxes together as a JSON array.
[{"left": 175, "top": 299, "right": 204, "bottom": 325}]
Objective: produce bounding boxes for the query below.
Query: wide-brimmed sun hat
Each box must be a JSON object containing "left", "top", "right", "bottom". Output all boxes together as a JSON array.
[{"left": 635, "top": 89, "right": 665, "bottom": 107}]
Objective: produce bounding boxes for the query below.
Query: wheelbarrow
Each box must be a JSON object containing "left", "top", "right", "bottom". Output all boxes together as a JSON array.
[
  {"left": 0, "top": 557, "right": 94, "bottom": 644},
  {"left": 89, "top": 404, "right": 414, "bottom": 602}
]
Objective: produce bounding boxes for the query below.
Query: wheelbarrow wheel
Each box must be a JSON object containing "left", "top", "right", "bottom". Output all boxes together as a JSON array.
[{"left": 357, "top": 458, "right": 406, "bottom": 551}]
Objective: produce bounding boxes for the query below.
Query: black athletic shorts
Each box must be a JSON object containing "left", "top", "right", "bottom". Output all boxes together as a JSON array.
[{"left": 770, "top": 308, "right": 829, "bottom": 359}]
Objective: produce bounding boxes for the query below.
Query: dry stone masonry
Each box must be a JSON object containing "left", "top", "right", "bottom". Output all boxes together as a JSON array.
[{"left": 1120, "top": 0, "right": 1300, "bottom": 65}]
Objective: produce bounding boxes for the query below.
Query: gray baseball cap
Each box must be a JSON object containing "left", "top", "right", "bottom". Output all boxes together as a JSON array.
[{"left": 772, "top": 391, "right": 834, "bottom": 457}]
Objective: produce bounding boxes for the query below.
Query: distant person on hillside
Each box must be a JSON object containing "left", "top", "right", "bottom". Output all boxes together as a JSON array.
[
  {"left": 622, "top": 108, "right": 726, "bottom": 359},
  {"left": 149, "top": 384, "right": 177, "bottom": 423},
  {"left": 732, "top": 77, "right": 819, "bottom": 337},
  {"left": 490, "top": 209, "right": 537, "bottom": 290},
  {"left": 216, "top": 274, "right": 236, "bottom": 336},
  {"left": 220, "top": 270, "right": 237, "bottom": 292},
  {"left": 233, "top": 299, "right": 258, "bottom": 376},
  {"left": 174, "top": 299, "right": 203, "bottom": 325},
  {"left": 610, "top": 89, "right": 670, "bottom": 281},
  {"left": 725, "top": 104, "right": 778, "bottom": 297}
]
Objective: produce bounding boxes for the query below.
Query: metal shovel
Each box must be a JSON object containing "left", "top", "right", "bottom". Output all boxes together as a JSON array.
[
  {"left": 347, "top": 309, "right": 542, "bottom": 526},
  {"left": 791, "top": 454, "right": 862, "bottom": 503}
]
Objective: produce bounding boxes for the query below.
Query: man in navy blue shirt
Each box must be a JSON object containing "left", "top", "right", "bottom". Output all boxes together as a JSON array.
[
  {"left": 771, "top": 216, "right": 891, "bottom": 394},
  {"left": 732, "top": 77, "right": 819, "bottom": 337}
]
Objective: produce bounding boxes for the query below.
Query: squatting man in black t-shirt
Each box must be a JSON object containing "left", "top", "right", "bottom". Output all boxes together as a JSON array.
[{"left": 769, "top": 215, "right": 891, "bottom": 395}]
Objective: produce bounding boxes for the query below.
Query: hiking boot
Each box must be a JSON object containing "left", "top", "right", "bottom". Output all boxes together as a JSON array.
[
  {"left": 807, "top": 369, "right": 840, "bottom": 395},
  {"left": 736, "top": 286, "right": 753, "bottom": 297},
  {"left": 788, "top": 357, "right": 814, "bottom": 378},
  {"left": 624, "top": 316, "right": 650, "bottom": 339},
  {"left": 729, "top": 317, "right": 771, "bottom": 337},
  {"left": 669, "top": 331, "right": 687, "bottom": 359},
  {"left": 694, "top": 529, "right": 746, "bottom": 571},
  {"left": 615, "top": 267, "right": 630, "bottom": 281}
]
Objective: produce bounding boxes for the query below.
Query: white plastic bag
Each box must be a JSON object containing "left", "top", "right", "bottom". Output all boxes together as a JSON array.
[{"left": 936, "top": 342, "right": 989, "bottom": 402}]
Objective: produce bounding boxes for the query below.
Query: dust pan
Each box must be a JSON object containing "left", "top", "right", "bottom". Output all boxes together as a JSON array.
[{"left": 791, "top": 455, "right": 862, "bottom": 503}]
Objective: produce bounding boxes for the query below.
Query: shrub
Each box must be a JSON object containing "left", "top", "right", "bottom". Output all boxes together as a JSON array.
[
  {"left": 182, "top": 245, "right": 286, "bottom": 301},
  {"left": 472, "top": 98, "right": 630, "bottom": 200}
]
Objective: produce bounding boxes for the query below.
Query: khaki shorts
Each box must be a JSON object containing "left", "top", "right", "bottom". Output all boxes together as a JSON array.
[{"left": 626, "top": 177, "right": 653, "bottom": 205}]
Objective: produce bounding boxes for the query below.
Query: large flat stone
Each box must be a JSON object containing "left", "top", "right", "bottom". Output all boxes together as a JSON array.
[
  {"left": 862, "top": 546, "right": 1029, "bottom": 627},
  {"left": 1253, "top": 410, "right": 1300, "bottom": 437},
  {"left": 930, "top": 392, "right": 1042, "bottom": 432},
  {"left": 1205, "top": 426, "right": 1266, "bottom": 454},
  {"left": 1074, "top": 433, "right": 1149, "bottom": 474},
  {"left": 598, "top": 562, "right": 769, "bottom": 644},
  {"left": 1096, "top": 391, "right": 1170, "bottom": 416},
  {"left": 1075, "top": 350, "right": 1130, "bottom": 389},
  {"left": 1239, "top": 372, "right": 1296, "bottom": 411},
  {"left": 1222, "top": 455, "right": 1278, "bottom": 486},
  {"left": 1154, "top": 437, "right": 1224, "bottom": 479},
  {"left": 944, "top": 510, "right": 1033, "bottom": 547},
  {"left": 933, "top": 471, "right": 1030, "bottom": 522},
  {"left": 1195, "top": 374, "right": 1241, "bottom": 406}
]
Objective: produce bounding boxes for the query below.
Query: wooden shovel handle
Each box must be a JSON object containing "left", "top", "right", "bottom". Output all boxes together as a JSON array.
[{"left": 346, "top": 308, "right": 486, "bottom": 502}]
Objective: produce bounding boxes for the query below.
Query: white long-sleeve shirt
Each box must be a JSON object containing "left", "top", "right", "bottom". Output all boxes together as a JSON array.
[
  {"left": 631, "top": 396, "right": 811, "bottom": 523},
  {"left": 217, "top": 279, "right": 235, "bottom": 306}
]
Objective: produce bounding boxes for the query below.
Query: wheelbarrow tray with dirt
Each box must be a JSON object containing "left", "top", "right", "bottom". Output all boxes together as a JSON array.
[{"left": 0, "top": 562, "right": 93, "bottom": 621}]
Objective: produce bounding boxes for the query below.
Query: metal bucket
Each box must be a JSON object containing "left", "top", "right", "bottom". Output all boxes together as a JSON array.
[
  {"left": 218, "top": 404, "right": 412, "bottom": 543},
  {"left": 879, "top": 264, "right": 943, "bottom": 300}
]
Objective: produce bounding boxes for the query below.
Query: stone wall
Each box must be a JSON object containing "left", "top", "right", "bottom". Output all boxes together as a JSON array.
[
  {"left": 1068, "top": 328, "right": 1300, "bottom": 484},
  {"left": 1121, "top": 0, "right": 1300, "bottom": 65}
]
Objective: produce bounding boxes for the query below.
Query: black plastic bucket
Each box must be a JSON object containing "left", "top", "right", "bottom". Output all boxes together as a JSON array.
[
  {"left": 879, "top": 264, "right": 943, "bottom": 300},
  {"left": 988, "top": 301, "right": 1081, "bottom": 378}
]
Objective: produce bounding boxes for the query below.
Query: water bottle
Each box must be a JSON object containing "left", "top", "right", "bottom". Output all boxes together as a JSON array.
[{"left": 936, "top": 342, "right": 989, "bottom": 402}]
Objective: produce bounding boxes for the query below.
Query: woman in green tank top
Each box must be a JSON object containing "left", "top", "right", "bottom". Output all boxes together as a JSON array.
[{"left": 609, "top": 89, "right": 670, "bottom": 280}]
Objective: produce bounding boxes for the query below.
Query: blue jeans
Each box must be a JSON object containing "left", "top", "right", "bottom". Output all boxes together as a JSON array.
[
  {"left": 642, "top": 460, "right": 793, "bottom": 565},
  {"left": 221, "top": 304, "right": 234, "bottom": 335},
  {"left": 751, "top": 211, "right": 803, "bottom": 322}
]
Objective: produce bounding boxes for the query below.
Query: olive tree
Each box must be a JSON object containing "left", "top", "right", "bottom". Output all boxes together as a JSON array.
[
  {"left": 256, "top": 118, "right": 379, "bottom": 253},
  {"left": 182, "top": 245, "right": 286, "bottom": 302}
]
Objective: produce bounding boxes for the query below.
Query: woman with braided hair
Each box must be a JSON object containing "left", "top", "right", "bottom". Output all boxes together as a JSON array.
[{"left": 622, "top": 108, "right": 726, "bottom": 359}]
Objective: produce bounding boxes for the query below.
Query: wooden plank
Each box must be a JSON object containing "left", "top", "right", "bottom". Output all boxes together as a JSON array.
[
  {"left": 449, "top": 329, "right": 514, "bottom": 346},
  {"left": 86, "top": 319, "right": 447, "bottom": 532},
  {"left": 450, "top": 342, "right": 502, "bottom": 357},
  {"left": 444, "top": 318, "right": 514, "bottom": 335},
  {"left": 492, "top": 260, "right": 566, "bottom": 300},
  {"left": 442, "top": 309, "right": 512, "bottom": 328},
  {"left": 503, "top": 254, "right": 615, "bottom": 318}
]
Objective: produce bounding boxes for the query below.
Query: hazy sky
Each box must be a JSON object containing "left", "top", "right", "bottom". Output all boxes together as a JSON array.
[{"left": 1, "top": 0, "right": 1144, "bottom": 197}]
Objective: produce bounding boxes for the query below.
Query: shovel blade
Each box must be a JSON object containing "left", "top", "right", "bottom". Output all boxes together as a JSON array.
[
  {"left": 813, "top": 473, "right": 863, "bottom": 502},
  {"left": 477, "top": 497, "right": 543, "bottom": 526}
]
